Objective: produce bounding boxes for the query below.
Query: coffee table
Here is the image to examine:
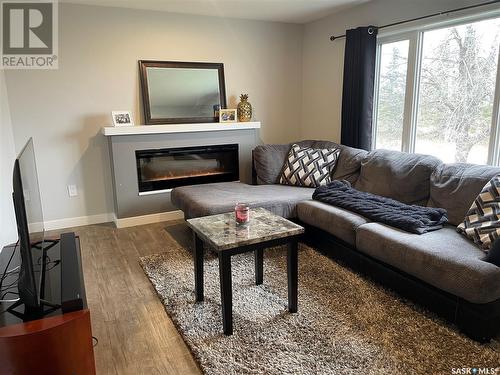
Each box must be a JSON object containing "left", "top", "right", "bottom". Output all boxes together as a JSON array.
[{"left": 186, "top": 207, "right": 304, "bottom": 335}]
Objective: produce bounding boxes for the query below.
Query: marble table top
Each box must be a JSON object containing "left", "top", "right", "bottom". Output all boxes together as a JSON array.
[{"left": 186, "top": 208, "right": 304, "bottom": 251}]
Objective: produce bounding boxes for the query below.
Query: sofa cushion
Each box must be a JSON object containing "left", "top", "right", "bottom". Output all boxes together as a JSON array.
[
  {"left": 297, "top": 200, "right": 369, "bottom": 246},
  {"left": 330, "top": 145, "right": 368, "bottom": 185},
  {"left": 171, "top": 182, "right": 314, "bottom": 219},
  {"left": 356, "top": 223, "right": 500, "bottom": 304},
  {"left": 279, "top": 144, "right": 341, "bottom": 187},
  {"left": 253, "top": 140, "right": 366, "bottom": 185},
  {"left": 354, "top": 149, "right": 442, "bottom": 206},
  {"left": 253, "top": 141, "right": 315, "bottom": 185},
  {"left": 428, "top": 163, "right": 500, "bottom": 226}
]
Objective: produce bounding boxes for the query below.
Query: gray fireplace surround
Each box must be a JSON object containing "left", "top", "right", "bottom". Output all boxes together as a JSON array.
[{"left": 103, "top": 123, "right": 261, "bottom": 222}]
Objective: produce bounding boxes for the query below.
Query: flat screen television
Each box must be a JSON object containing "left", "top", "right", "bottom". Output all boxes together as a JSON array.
[{"left": 12, "top": 138, "right": 46, "bottom": 310}]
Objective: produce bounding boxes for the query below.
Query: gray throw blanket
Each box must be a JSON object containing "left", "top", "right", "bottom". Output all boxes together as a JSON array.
[{"left": 313, "top": 181, "right": 448, "bottom": 234}]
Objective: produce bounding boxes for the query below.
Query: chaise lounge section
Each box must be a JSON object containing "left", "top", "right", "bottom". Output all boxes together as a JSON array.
[
  {"left": 171, "top": 182, "right": 313, "bottom": 219},
  {"left": 171, "top": 140, "right": 367, "bottom": 219},
  {"left": 171, "top": 140, "right": 500, "bottom": 341}
]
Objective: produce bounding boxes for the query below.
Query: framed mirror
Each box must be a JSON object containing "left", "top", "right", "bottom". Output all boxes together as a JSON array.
[{"left": 139, "top": 60, "right": 227, "bottom": 125}]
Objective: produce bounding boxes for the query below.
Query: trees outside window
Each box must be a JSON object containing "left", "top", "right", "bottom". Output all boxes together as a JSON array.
[
  {"left": 375, "top": 41, "right": 408, "bottom": 151},
  {"left": 374, "top": 15, "right": 500, "bottom": 164}
]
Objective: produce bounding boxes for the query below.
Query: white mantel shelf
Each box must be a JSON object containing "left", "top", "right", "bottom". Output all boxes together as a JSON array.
[{"left": 102, "top": 121, "right": 261, "bottom": 136}]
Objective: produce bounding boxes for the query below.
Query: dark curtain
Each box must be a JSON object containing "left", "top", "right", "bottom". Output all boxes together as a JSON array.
[{"left": 340, "top": 26, "right": 378, "bottom": 151}]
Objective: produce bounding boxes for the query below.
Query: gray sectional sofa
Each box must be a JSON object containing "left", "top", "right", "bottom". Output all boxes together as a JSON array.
[{"left": 171, "top": 140, "right": 500, "bottom": 341}]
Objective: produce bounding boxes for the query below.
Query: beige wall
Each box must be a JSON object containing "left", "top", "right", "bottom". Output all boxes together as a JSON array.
[
  {"left": 5, "top": 0, "right": 490, "bottom": 226},
  {"left": 300, "top": 0, "right": 488, "bottom": 142},
  {"left": 5, "top": 3, "right": 303, "bottom": 222},
  {"left": 0, "top": 70, "right": 18, "bottom": 248}
]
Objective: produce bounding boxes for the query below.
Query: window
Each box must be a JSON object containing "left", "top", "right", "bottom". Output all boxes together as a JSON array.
[
  {"left": 373, "top": 14, "right": 500, "bottom": 165},
  {"left": 374, "top": 40, "right": 409, "bottom": 151}
]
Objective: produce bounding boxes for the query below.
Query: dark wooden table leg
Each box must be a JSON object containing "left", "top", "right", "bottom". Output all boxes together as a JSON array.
[
  {"left": 254, "top": 248, "right": 263, "bottom": 285},
  {"left": 219, "top": 252, "right": 233, "bottom": 335},
  {"left": 287, "top": 240, "right": 298, "bottom": 313},
  {"left": 194, "top": 233, "right": 204, "bottom": 302}
]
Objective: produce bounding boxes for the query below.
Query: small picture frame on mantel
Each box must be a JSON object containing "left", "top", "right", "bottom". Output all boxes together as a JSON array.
[
  {"left": 219, "top": 109, "right": 237, "bottom": 123},
  {"left": 111, "top": 111, "right": 134, "bottom": 127}
]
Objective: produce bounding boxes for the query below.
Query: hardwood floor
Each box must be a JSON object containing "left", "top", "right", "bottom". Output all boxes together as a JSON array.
[{"left": 48, "top": 221, "right": 201, "bottom": 375}]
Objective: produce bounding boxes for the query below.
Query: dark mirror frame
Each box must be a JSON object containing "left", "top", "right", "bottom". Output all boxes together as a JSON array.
[{"left": 139, "top": 60, "right": 227, "bottom": 125}]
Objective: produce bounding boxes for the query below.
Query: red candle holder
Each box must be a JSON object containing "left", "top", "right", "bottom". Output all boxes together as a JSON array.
[{"left": 235, "top": 203, "right": 250, "bottom": 225}]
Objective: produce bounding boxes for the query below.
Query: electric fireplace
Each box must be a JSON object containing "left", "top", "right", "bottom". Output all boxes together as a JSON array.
[{"left": 136, "top": 144, "right": 239, "bottom": 193}]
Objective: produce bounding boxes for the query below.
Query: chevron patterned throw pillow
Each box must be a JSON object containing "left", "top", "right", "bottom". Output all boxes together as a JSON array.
[
  {"left": 457, "top": 175, "right": 500, "bottom": 252},
  {"left": 279, "top": 144, "right": 340, "bottom": 187}
]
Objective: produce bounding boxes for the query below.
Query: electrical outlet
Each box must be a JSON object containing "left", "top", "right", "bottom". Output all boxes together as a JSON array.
[{"left": 68, "top": 184, "right": 78, "bottom": 197}]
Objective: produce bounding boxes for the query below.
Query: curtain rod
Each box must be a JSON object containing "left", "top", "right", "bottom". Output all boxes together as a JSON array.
[{"left": 329, "top": 0, "right": 500, "bottom": 41}]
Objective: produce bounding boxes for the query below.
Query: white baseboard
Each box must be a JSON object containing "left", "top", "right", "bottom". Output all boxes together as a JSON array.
[
  {"left": 44, "top": 213, "right": 114, "bottom": 231},
  {"left": 113, "top": 210, "right": 184, "bottom": 229},
  {"left": 43, "top": 210, "right": 185, "bottom": 231}
]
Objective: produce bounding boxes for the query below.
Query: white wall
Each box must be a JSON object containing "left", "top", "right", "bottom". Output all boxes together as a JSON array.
[
  {"left": 4, "top": 3, "right": 303, "bottom": 223},
  {"left": 0, "top": 70, "right": 18, "bottom": 248},
  {"left": 300, "top": 0, "right": 489, "bottom": 142}
]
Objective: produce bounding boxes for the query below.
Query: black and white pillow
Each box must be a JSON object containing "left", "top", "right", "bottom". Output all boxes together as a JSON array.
[
  {"left": 279, "top": 144, "right": 340, "bottom": 188},
  {"left": 457, "top": 175, "right": 500, "bottom": 252}
]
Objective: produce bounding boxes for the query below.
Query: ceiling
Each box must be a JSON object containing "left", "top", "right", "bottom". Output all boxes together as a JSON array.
[{"left": 61, "top": 0, "right": 369, "bottom": 24}]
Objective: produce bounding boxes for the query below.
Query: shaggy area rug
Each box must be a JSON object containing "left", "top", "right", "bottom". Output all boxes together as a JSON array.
[{"left": 140, "top": 240, "right": 499, "bottom": 375}]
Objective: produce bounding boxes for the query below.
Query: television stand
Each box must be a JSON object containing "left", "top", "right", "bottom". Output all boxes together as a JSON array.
[
  {"left": 0, "top": 232, "right": 96, "bottom": 374},
  {"left": 5, "top": 298, "right": 61, "bottom": 321}
]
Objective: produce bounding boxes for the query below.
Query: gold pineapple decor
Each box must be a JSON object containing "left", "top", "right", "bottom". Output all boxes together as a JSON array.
[{"left": 237, "top": 94, "right": 252, "bottom": 122}]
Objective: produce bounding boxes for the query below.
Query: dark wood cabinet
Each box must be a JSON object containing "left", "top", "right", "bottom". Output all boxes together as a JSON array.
[
  {"left": 0, "top": 309, "right": 95, "bottom": 374},
  {"left": 0, "top": 236, "right": 96, "bottom": 374}
]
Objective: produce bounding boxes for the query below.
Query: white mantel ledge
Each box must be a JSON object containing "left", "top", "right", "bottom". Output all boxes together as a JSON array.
[{"left": 102, "top": 121, "right": 261, "bottom": 136}]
